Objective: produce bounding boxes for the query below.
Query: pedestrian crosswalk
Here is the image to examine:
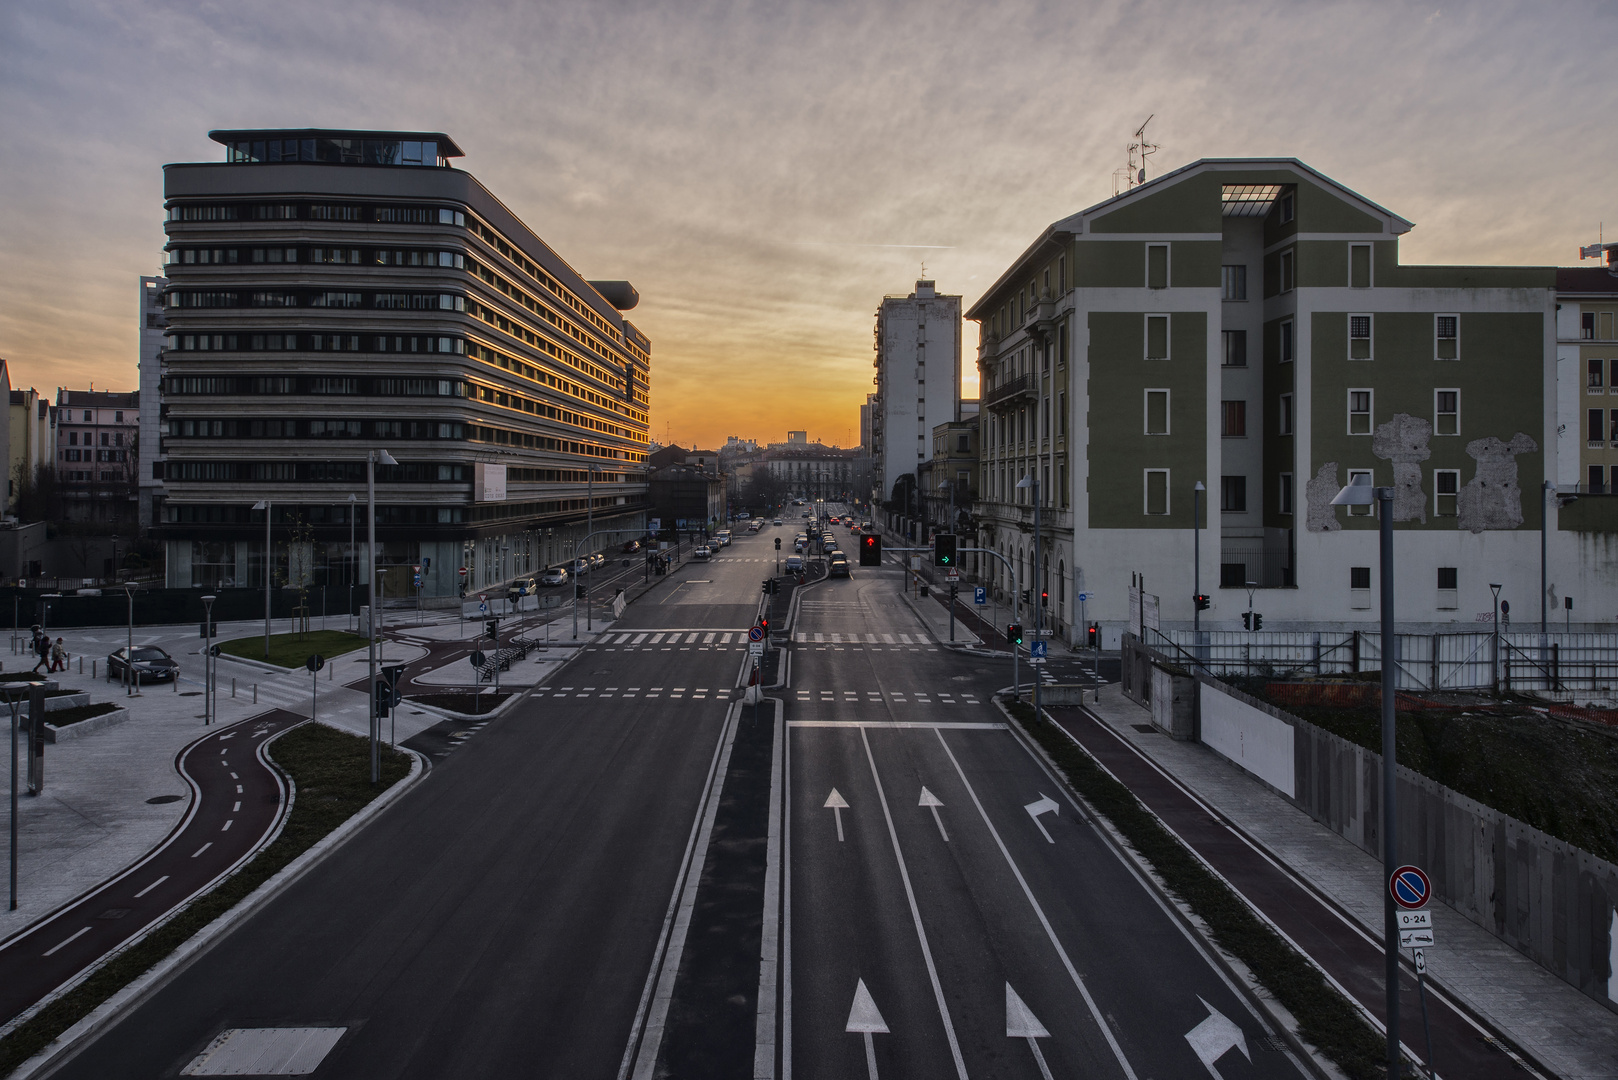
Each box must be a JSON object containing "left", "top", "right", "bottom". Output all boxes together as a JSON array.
[
  {"left": 792, "top": 631, "right": 931, "bottom": 645},
  {"left": 794, "top": 689, "right": 981, "bottom": 705},
  {"left": 537, "top": 686, "right": 721, "bottom": 700}
]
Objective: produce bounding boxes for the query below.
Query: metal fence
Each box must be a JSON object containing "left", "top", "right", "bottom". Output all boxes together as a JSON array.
[{"left": 1152, "top": 628, "right": 1618, "bottom": 695}]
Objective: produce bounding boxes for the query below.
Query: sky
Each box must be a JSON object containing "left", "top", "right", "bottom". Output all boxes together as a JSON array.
[{"left": 2, "top": 0, "right": 1615, "bottom": 451}]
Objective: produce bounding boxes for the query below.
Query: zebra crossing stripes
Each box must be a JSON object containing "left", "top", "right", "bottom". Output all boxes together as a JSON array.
[{"left": 795, "top": 631, "right": 926, "bottom": 645}]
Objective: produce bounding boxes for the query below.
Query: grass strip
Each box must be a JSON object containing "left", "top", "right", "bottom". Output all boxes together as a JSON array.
[
  {"left": 42, "top": 703, "right": 121, "bottom": 727},
  {"left": 1003, "top": 698, "right": 1390, "bottom": 1080},
  {"left": 215, "top": 630, "right": 371, "bottom": 670},
  {"left": 0, "top": 722, "right": 411, "bottom": 1075}
]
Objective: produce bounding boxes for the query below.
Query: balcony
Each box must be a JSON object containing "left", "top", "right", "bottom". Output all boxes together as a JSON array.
[{"left": 982, "top": 373, "right": 1037, "bottom": 410}]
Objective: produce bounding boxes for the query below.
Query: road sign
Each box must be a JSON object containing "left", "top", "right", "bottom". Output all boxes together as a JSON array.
[
  {"left": 1029, "top": 640, "right": 1048, "bottom": 661},
  {"left": 1396, "top": 909, "right": 1432, "bottom": 931},
  {"left": 749, "top": 640, "right": 764, "bottom": 657},
  {"left": 1413, "top": 948, "right": 1427, "bottom": 975},
  {"left": 748, "top": 625, "right": 765, "bottom": 642},
  {"left": 910, "top": 556, "right": 921, "bottom": 570},
  {"left": 1390, "top": 864, "right": 1432, "bottom": 909},
  {"left": 946, "top": 569, "right": 960, "bottom": 582},
  {"left": 305, "top": 654, "right": 324, "bottom": 672},
  {"left": 974, "top": 586, "right": 987, "bottom": 605},
  {"left": 1399, "top": 926, "right": 1435, "bottom": 949},
  {"left": 470, "top": 650, "right": 487, "bottom": 667},
  {"left": 1077, "top": 591, "right": 1089, "bottom": 602}
]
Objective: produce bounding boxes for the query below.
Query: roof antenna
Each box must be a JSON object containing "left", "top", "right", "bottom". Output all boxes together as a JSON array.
[
  {"left": 1112, "top": 115, "right": 1160, "bottom": 197},
  {"left": 1580, "top": 222, "right": 1618, "bottom": 276}
]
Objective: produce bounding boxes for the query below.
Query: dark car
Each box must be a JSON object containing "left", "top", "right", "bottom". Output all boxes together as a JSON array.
[
  {"left": 622, "top": 539, "right": 642, "bottom": 553},
  {"left": 107, "top": 645, "right": 180, "bottom": 684}
]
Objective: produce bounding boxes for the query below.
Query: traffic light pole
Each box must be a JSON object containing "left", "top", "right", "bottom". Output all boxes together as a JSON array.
[
  {"left": 960, "top": 547, "right": 1020, "bottom": 701},
  {"left": 568, "top": 528, "right": 646, "bottom": 638}
]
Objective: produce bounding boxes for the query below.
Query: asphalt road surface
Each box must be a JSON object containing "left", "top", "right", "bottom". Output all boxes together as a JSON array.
[{"left": 0, "top": 709, "right": 302, "bottom": 1029}]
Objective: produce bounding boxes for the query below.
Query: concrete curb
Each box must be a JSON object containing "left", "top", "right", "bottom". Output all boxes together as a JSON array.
[
  {"left": 9, "top": 727, "right": 427, "bottom": 1080},
  {"left": 42, "top": 707, "right": 129, "bottom": 744}
]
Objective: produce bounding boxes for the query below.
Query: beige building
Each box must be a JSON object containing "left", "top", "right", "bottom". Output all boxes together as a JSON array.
[
  {"left": 8, "top": 384, "right": 53, "bottom": 513},
  {"left": 1559, "top": 265, "right": 1618, "bottom": 491}
]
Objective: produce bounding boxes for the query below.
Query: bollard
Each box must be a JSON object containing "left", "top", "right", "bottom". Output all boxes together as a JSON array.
[
  {"left": 92, "top": 660, "right": 97, "bottom": 679},
  {"left": 253, "top": 684, "right": 258, "bottom": 704},
  {"left": 78, "top": 656, "right": 83, "bottom": 675},
  {"left": 232, "top": 678, "right": 236, "bottom": 698}
]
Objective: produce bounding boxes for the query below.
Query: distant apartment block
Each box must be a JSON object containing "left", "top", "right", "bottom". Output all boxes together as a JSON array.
[
  {"left": 872, "top": 280, "right": 963, "bottom": 504},
  {"left": 55, "top": 389, "right": 139, "bottom": 526}
]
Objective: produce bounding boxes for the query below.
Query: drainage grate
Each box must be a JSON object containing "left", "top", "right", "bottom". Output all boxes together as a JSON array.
[
  {"left": 1253, "top": 1034, "right": 1288, "bottom": 1052},
  {"left": 97, "top": 909, "right": 131, "bottom": 920},
  {"left": 1132, "top": 724, "right": 1159, "bottom": 734},
  {"left": 182, "top": 1027, "right": 347, "bottom": 1076},
  {"left": 146, "top": 794, "right": 184, "bottom": 804}
]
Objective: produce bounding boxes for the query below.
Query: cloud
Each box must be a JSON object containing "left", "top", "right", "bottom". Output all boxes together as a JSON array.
[{"left": 2, "top": 0, "right": 1615, "bottom": 450}]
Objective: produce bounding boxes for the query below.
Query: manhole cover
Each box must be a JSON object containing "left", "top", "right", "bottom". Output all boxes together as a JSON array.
[
  {"left": 146, "top": 794, "right": 184, "bottom": 804},
  {"left": 180, "top": 691, "right": 203, "bottom": 697},
  {"left": 98, "top": 909, "right": 131, "bottom": 920}
]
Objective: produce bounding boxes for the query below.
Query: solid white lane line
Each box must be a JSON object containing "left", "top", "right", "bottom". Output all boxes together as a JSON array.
[
  {"left": 933, "top": 730, "right": 1139, "bottom": 1080},
  {"left": 133, "top": 874, "right": 170, "bottom": 898},
  {"left": 782, "top": 710, "right": 794, "bottom": 1080},
  {"left": 42, "top": 927, "right": 90, "bottom": 956},
  {"left": 754, "top": 701, "right": 785, "bottom": 1079},
  {"left": 860, "top": 727, "right": 969, "bottom": 1080}
]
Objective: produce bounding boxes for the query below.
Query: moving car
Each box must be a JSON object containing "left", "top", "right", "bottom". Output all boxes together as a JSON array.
[
  {"left": 507, "top": 578, "right": 537, "bottom": 599},
  {"left": 621, "top": 539, "right": 642, "bottom": 553},
  {"left": 541, "top": 566, "right": 570, "bottom": 587},
  {"left": 571, "top": 557, "right": 591, "bottom": 574},
  {"left": 784, "top": 554, "right": 804, "bottom": 573},
  {"left": 590, "top": 552, "right": 606, "bottom": 568},
  {"left": 828, "top": 554, "right": 851, "bottom": 578},
  {"left": 715, "top": 530, "right": 732, "bottom": 546},
  {"left": 772, "top": 518, "right": 783, "bottom": 526},
  {"left": 106, "top": 645, "right": 179, "bottom": 684},
  {"left": 694, "top": 545, "right": 712, "bottom": 560}
]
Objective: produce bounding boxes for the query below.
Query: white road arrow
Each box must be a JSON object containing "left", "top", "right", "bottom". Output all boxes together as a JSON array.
[
  {"left": 825, "top": 788, "right": 849, "bottom": 842},
  {"left": 1005, "top": 983, "right": 1055, "bottom": 1080},
  {"left": 1024, "top": 793, "right": 1060, "bottom": 843},
  {"left": 918, "top": 786, "right": 949, "bottom": 842},
  {"left": 1184, "top": 997, "right": 1250, "bottom": 1078},
  {"left": 846, "top": 978, "right": 889, "bottom": 1080}
]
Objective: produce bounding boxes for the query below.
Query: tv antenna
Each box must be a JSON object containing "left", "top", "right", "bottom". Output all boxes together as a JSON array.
[
  {"left": 1581, "top": 222, "right": 1618, "bottom": 275},
  {"left": 1112, "top": 115, "right": 1161, "bottom": 197}
]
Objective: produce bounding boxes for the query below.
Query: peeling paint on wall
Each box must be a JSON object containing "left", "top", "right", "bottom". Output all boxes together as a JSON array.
[
  {"left": 1372, "top": 413, "right": 1432, "bottom": 524},
  {"left": 1305, "top": 462, "right": 1341, "bottom": 532},
  {"left": 1458, "top": 433, "right": 1538, "bottom": 534}
]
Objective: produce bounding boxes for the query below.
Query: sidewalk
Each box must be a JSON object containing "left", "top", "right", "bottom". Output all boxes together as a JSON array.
[{"left": 1056, "top": 684, "right": 1618, "bottom": 1080}]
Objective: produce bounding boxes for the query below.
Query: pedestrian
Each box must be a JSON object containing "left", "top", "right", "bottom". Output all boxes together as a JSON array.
[
  {"left": 49, "top": 637, "right": 68, "bottom": 673},
  {"left": 30, "top": 627, "right": 48, "bottom": 675}
]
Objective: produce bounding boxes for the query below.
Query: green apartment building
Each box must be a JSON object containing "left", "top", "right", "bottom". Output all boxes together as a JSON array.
[{"left": 969, "top": 158, "right": 1611, "bottom": 642}]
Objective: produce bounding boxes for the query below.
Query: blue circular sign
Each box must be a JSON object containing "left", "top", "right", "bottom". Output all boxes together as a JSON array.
[
  {"left": 1390, "top": 865, "right": 1431, "bottom": 909},
  {"left": 748, "top": 625, "right": 765, "bottom": 642}
]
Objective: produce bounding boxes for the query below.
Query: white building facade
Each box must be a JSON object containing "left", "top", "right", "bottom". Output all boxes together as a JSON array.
[{"left": 872, "top": 280, "right": 963, "bottom": 503}]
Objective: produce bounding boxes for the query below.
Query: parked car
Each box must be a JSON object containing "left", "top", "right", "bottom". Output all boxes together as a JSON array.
[
  {"left": 541, "top": 567, "right": 570, "bottom": 587},
  {"left": 106, "top": 645, "right": 179, "bottom": 684},
  {"left": 828, "top": 555, "right": 851, "bottom": 578},
  {"left": 772, "top": 518, "right": 783, "bottom": 526},
  {"left": 621, "top": 539, "right": 642, "bottom": 553},
  {"left": 785, "top": 554, "right": 805, "bottom": 574},
  {"left": 737, "top": 512, "right": 751, "bottom": 520},
  {"left": 694, "top": 545, "right": 712, "bottom": 560}
]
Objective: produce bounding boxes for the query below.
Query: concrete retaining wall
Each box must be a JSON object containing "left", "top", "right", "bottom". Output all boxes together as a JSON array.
[{"left": 1199, "top": 678, "right": 1618, "bottom": 1013}]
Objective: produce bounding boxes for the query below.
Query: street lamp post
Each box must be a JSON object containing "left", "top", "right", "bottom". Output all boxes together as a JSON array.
[
  {"left": 367, "top": 449, "right": 398, "bottom": 785},
  {"left": 1192, "top": 480, "right": 1205, "bottom": 651},
  {"left": 1330, "top": 475, "right": 1401, "bottom": 1080},
  {"left": 123, "top": 582, "right": 139, "bottom": 697},
  {"left": 1017, "top": 473, "right": 1042, "bottom": 717},
  {"left": 253, "top": 499, "right": 271, "bottom": 659},
  {"left": 348, "top": 493, "right": 358, "bottom": 631},
  {"left": 200, "top": 594, "right": 216, "bottom": 726},
  {"left": 1489, "top": 582, "right": 1503, "bottom": 693}
]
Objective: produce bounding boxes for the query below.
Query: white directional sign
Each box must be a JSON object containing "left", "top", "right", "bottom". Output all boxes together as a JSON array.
[
  {"left": 918, "top": 786, "right": 948, "bottom": 842},
  {"left": 1413, "top": 947, "right": 1427, "bottom": 974},
  {"left": 1184, "top": 997, "right": 1251, "bottom": 1075},
  {"left": 1005, "top": 983, "right": 1055, "bottom": 1080},
  {"left": 1024, "top": 794, "right": 1059, "bottom": 843},
  {"left": 824, "top": 788, "right": 849, "bottom": 842},
  {"left": 749, "top": 640, "right": 764, "bottom": 657},
  {"left": 1399, "top": 926, "right": 1435, "bottom": 949},
  {"left": 846, "top": 979, "right": 889, "bottom": 1080},
  {"left": 910, "top": 556, "right": 922, "bottom": 570}
]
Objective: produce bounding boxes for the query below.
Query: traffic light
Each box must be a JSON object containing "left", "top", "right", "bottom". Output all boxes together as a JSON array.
[
  {"left": 485, "top": 619, "right": 499, "bottom": 641},
  {"left": 1194, "top": 593, "right": 1210, "bottom": 611},
  {"left": 1040, "top": 589, "right": 1049, "bottom": 608},
  {"left": 1242, "top": 611, "right": 1252, "bottom": 630},
  {"left": 758, "top": 616, "right": 770, "bottom": 636},
  {"left": 1252, "top": 612, "right": 1263, "bottom": 631},
  {"left": 1006, "top": 623, "right": 1024, "bottom": 645},
  {"left": 1086, "top": 623, "right": 1100, "bottom": 649},
  {"left": 775, "top": 537, "right": 781, "bottom": 550},
  {"left": 934, "top": 533, "right": 957, "bottom": 567},
  {"left": 859, "top": 534, "right": 882, "bottom": 566},
  {"left": 1020, "top": 590, "right": 1030, "bottom": 605}
]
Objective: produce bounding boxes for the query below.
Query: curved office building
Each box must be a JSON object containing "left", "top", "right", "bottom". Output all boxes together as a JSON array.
[{"left": 156, "top": 128, "right": 651, "bottom": 601}]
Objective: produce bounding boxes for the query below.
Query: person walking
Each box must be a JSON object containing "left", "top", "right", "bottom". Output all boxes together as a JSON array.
[
  {"left": 30, "top": 627, "right": 48, "bottom": 675},
  {"left": 48, "top": 637, "right": 68, "bottom": 674}
]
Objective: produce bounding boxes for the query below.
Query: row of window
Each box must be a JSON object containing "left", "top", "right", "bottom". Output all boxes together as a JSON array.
[
  {"left": 984, "top": 395, "right": 1068, "bottom": 448},
  {"left": 169, "top": 289, "right": 465, "bottom": 311},
  {"left": 166, "top": 375, "right": 466, "bottom": 397},
  {"left": 169, "top": 419, "right": 466, "bottom": 440},
  {"left": 62, "top": 449, "right": 128, "bottom": 462},
  {"left": 168, "top": 247, "right": 466, "bottom": 268},
  {"left": 467, "top": 344, "right": 645, "bottom": 428},
  {"left": 66, "top": 409, "right": 130, "bottom": 423},
  {"left": 1586, "top": 358, "right": 1617, "bottom": 390},
  {"left": 1587, "top": 409, "right": 1618, "bottom": 446},
  {"left": 1144, "top": 469, "right": 1466, "bottom": 518},
  {"left": 1582, "top": 312, "right": 1614, "bottom": 341},
  {"left": 465, "top": 217, "right": 623, "bottom": 346},
  {"left": 222, "top": 137, "right": 444, "bottom": 167},
  {"left": 168, "top": 202, "right": 466, "bottom": 226},
  {"left": 1145, "top": 313, "right": 1459, "bottom": 364},
  {"left": 472, "top": 383, "right": 633, "bottom": 439},
  {"left": 1138, "top": 388, "right": 1461, "bottom": 437},
  {"left": 166, "top": 461, "right": 471, "bottom": 482},
  {"left": 165, "top": 503, "right": 468, "bottom": 525},
  {"left": 64, "top": 430, "right": 127, "bottom": 446},
  {"left": 166, "top": 332, "right": 465, "bottom": 354}
]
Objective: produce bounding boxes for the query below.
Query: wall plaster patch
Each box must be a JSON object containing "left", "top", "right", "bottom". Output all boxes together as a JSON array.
[
  {"left": 1305, "top": 462, "right": 1342, "bottom": 532},
  {"left": 1458, "top": 433, "right": 1537, "bottom": 534},
  {"left": 1372, "top": 413, "right": 1433, "bottom": 524}
]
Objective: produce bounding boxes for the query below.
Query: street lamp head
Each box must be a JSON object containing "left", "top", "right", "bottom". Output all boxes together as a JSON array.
[
  {"left": 1330, "top": 475, "right": 1377, "bottom": 506},
  {"left": 252, "top": 499, "right": 268, "bottom": 511},
  {"left": 375, "top": 449, "right": 399, "bottom": 466},
  {"left": 347, "top": 493, "right": 358, "bottom": 503},
  {"left": 1016, "top": 475, "right": 1032, "bottom": 489},
  {"left": 201, "top": 594, "right": 216, "bottom": 604},
  {"left": 1194, "top": 481, "right": 1205, "bottom": 492}
]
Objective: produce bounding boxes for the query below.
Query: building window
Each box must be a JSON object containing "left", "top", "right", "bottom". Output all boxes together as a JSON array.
[
  {"left": 1221, "top": 400, "right": 1247, "bottom": 437},
  {"left": 956, "top": 434, "right": 970, "bottom": 453},
  {"left": 1590, "top": 465, "right": 1607, "bottom": 493},
  {"left": 1435, "top": 469, "right": 1460, "bottom": 516},
  {"left": 1144, "top": 469, "right": 1170, "bottom": 515},
  {"left": 1430, "top": 313, "right": 1460, "bottom": 361},
  {"left": 1435, "top": 389, "right": 1459, "bottom": 435},
  {"left": 1145, "top": 390, "right": 1170, "bottom": 435},
  {"left": 1590, "top": 358, "right": 1605, "bottom": 391},
  {"left": 1146, "top": 315, "right": 1169, "bottom": 360},
  {"left": 1591, "top": 408, "right": 1607, "bottom": 448},
  {"left": 1279, "top": 472, "right": 1294, "bottom": 515},
  {"left": 1279, "top": 393, "right": 1294, "bottom": 436},
  {"left": 1346, "top": 469, "right": 1374, "bottom": 515},
  {"left": 1437, "top": 566, "right": 1459, "bottom": 590},
  {"left": 1058, "top": 391, "right": 1067, "bottom": 435},
  {"left": 1582, "top": 312, "right": 1596, "bottom": 340},
  {"left": 1279, "top": 249, "right": 1295, "bottom": 293},
  {"left": 1280, "top": 319, "right": 1295, "bottom": 363},
  {"left": 1350, "top": 243, "right": 1372, "bottom": 288},
  {"left": 1221, "top": 475, "right": 1247, "bottom": 512},
  {"left": 1612, "top": 408, "right": 1618, "bottom": 446},
  {"left": 1222, "top": 330, "right": 1247, "bottom": 367},
  {"left": 1147, "top": 244, "right": 1169, "bottom": 289},
  {"left": 1349, "top": 389, "right": 1373, "bottom": 434},
  {"left": 1278, "top": 192, "right": 1295, "bottom": 223},
  {"left": 82, "top": 410, "right": 92, "bottom": 422},
  {"left": 1221, "top": 265, "right": 1247, "bottom": 301},
  {"left": 1351, "top": 566, "right": 1372, "bottom": 590},
  {"left": 1349, "top": 314, "right": 1372, "bottom": 360},
  {"left": 1057, "top": 256, "right": 1066, "bottom": 294},
  {"left": 114, "top": 410, "right": 124, "bottom": 422},
  {"left": 68, "top": 432, "right": 77, "bottom": 446}
]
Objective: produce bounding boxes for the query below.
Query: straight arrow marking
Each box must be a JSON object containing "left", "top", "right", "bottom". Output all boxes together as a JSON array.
[
  {"left": 1006, "top": 984, "right": 1055, "bottom": 1080},
  {"left": 1025, "top": 793, "right": 1059, "bottom": 843},
  {"left": 825, "top": 788, "right": 848, "bottom": 842},
  {"left": 919, "top": 786, "right": 948, "bottom": 841},
  {"left": 846, "top": 978, "right": 888, "bottom": 1080},
  {"left": 1184, "top": 996, "right": 1250, "bottom": 1078}
]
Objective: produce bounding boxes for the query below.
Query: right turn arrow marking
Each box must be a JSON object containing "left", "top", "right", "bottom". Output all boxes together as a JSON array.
[
  {"left": 1006, "top": 983, "right": 1055, "bottom": 1080},
  {"left": 846, "top": 978, "right": 889, "bottom": 1080},
  {"left": 1024, "top": 793, "right": 1059, "bottom": 843},
  {"left": 825, "top": 788, "right": 849, "bottom": 842},
  {"left": 918, "top": 786, "right": 948, "bottom": 842}
]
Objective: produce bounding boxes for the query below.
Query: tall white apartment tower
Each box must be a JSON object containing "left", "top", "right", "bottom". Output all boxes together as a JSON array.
[
  {"left": 872, "top": 279, "right": 961, "bottom": 503},
  {"left": 138, "top": 275, "right": 167, "bottom": 532}
]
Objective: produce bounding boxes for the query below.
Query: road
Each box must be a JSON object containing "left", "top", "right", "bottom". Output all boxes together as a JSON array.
[
  {"left": 46, "top": 524, "right": 779, "bottom": 1080},
  {"left": 0, "top": 709, "right": 302, "bottom": 1029}
]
